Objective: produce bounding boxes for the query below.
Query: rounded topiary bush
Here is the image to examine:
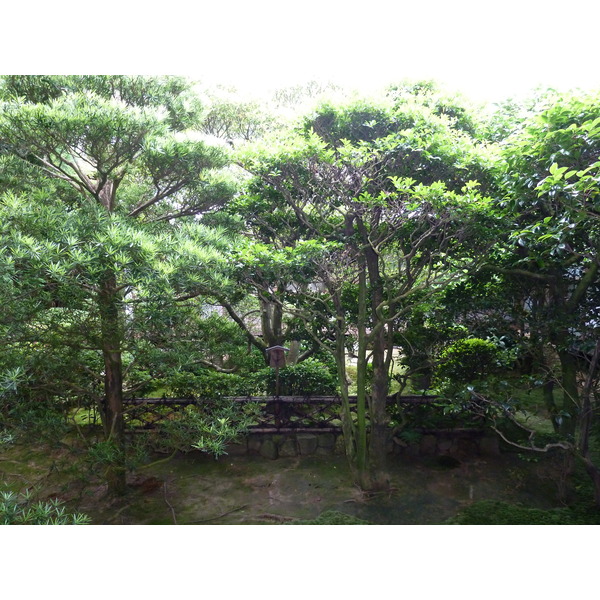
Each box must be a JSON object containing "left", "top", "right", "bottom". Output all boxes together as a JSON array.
[
  {"left": 260, "top": 357, "right": 338, "bottom": 395},
  {"left": 435, "top": 338, "right": 502, "bottom": 384},
  {"left": 166, "top": 370, "right": 259, "bottom": 398}
]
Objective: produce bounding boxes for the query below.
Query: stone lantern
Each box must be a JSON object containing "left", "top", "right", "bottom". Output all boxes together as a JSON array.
[{"left": 266, "top": 345, "right": 289, "bottom": 369}]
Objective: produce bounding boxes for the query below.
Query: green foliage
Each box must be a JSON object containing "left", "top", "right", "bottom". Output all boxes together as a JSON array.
[
  {"left": 0, "top": 75, "right": 235, "bottom": 472},
  {"left": 500, "top": 91, "right": 600, "bottom": 260},
  {"left": 435, "top": 338, "right": 505, "bottom": 384},
  {"left": 394, "top": 429, "right": 423, "bottom": 445},
  {"left": 86, "top": 437, "right": 148, "bottom": 473},
  {"left": 304, "top": 98, "right": 396, "bottom": 147},
  {"left": 0, "top": 186, "right": 231, "bottom": 398},
  {"left": 86, "top": 439, "right": 125, "bottom": 469},
  {"left": 153, "top": 401, "right": 260, "bottom": 458},
  {"left": 394, "top": 302, "right": 469, "bottom": 391},
  {"left": 200, "top": 86, "right": 276, "bottom": 142},
  {"left": 2, "top": 77, "right": 599, "bottom": 499},
  {"left": 446, "top": 499, "right": 600, "bottom": 525},
  {"left": 164, "top": 369, "right": 260, "bottom": 398},
  {"left": 0, "top": 429, "right": 15, "bottom": 448},
  {"left": 0, "top": 366, "right": 70, "bottom": 442},
  {"left": 0, "top": 488, "right": 91, "bottom": 525},
  {"left": 386, "top": 79, "right": 484, "bottom": 138},
  {"left": 388, "top": 397, "right": 485, "bottom": 433},
  {"left": 291, "top": 509, "right": 370, "bottom": 525},
  {"left": 0, "top": 75, "right": 202, "bottom": 130},
  {"left": 431, "top": 338, "right": 521, "bottom": 427},
  {"left": 263, "top": 357, "right": 338, "bottom": 395},
  {"left": 4, "top": 399, "right": 70, "bottom": 443}
]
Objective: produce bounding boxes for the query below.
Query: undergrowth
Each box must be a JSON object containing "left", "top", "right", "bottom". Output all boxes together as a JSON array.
[
  {"left": 447, "top": 499, "right": 600, "bottom": 525},
  {"left": 291, "top": 510, "right": 370, "bottom": 525}
]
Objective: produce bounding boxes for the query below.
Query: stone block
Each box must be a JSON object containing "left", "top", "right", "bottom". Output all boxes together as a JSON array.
[
  {"left": 315, "top": 446, "right": 334, "bottom": 456},
  {"left": 259, "top": 439, "right": 279, "bottom": 460},
  {"left": 317, "top": 433, "right": 336, "bottom": 449},
  {"left": 480, "top": 435, "right": 500, "bottom": 456},
  {"left": 420, "top": 434, "right": 437, "bottom": 455},
  {"left": 456, "top": 438, "right": 479, "bottom": 458},
  {"left": 225, "top": 442, "right": 248, "bottom": 456},
  {"left": 438, "top": 438, "right": 453, "bottom": 454},
  {"left": 297, "top": 434, "right": 319, "bottom": 455},
  {"left": 247, "top": 436, "right": 263, "bottom": 454},
  {"left": 334, "top": 436, "right": 347, "bottom": 455},
  {"left": 404, "top": 443, "right": 420, "bottom": 457},
  {"left": 278, "top": 439, "right": 298, "bottom": 457}
]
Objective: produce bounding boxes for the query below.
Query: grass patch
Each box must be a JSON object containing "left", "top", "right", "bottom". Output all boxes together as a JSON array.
[
  {"left": 447, "top": 499, "right": 600, "bottom": 525},
  {"left": 291, "top": 510, "right": 370, "bottom": 525}
]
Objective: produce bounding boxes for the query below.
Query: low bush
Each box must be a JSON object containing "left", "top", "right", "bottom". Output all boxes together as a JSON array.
[
  {"left": 164, "top": 369, "right": 261, "bottom": 398},
  {"left": 1, "top": 488, "right": 90, "bottom": 525},
  {"left": 446, "top": 499, "right": 600, "bottom": 525},
  {"left": 435, "top": 338, "right": 503, "bottom": 384},
  {"left": 261, "top": 357, "right": 338, "bottom": 395}
]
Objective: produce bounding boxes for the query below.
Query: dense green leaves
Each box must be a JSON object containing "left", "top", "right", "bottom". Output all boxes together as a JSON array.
[
  {"left": 0, "top": 77, "right": 236, "bottom": 492},
  {"left": 2, "top": 75, "right": 600, "bottom": 498}
]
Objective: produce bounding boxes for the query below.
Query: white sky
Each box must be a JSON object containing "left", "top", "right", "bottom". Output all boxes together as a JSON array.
[{"left": 4, "top": 0, "right": 599, "bottom": 105}]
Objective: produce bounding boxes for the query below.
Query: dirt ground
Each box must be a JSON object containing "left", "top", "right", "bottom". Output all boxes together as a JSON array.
[{"left": 0, "top": 441, "right": 569, "bottom": 525}]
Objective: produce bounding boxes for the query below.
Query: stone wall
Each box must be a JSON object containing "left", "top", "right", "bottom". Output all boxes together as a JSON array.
[
  {"left": 226, "top": 428, "right": 500, "bottom": 459},
  {"left": 391, "top": 429, "right": 500, "bottom": 458}
]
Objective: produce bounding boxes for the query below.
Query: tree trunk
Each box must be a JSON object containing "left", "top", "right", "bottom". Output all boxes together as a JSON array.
[
  {"left": 542, "top": 380, "right": 559, "bottom": 433},
  {"left": 579, "top": 340, "right": 600, "bottom": 506},
  {"left": 557, "top": 350, "right": 579, "bottom": 437},
  {"left": 355, "top": 260, "right": 369, "bottom": 486},
  {"left": 535, "top": 346, "right": 559, "bottom": 432},
  {"left": 287, "top": 340, "right": 300, "bottom": 366},
  {"left": 99, "top": 274, "right": 127, "bottom": 495},
  {"left": 260, "top": 296, "right": 284, "bottom": 357},
  {"left": 359, "top": 217, "right": 390, "bottom": 491},
  {"left": 368, "top": 324, "right": 391, "bottom": 490},
  {"left": 582, "top": 459, "right": 600, "bottom": 507},
  {"left": 334, "top": 313, "right": 356, "bottom": 461}
]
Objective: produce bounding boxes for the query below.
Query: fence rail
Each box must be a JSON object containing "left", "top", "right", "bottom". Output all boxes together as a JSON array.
[{"left": 122, "top": 394, "right": 439, "bottom": 432}]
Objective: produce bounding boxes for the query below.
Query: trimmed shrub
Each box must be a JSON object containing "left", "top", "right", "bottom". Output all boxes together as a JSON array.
[
  {"left": 263, "top": 357, "right": 338, "bottom": 395},
  {"left": 435, "top": 338, "right": 502, "bottom": 384}
]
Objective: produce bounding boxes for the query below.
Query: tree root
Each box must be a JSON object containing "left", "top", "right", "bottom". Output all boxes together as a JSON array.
[{"left": 186, "top": 504, "right": 249, "bottom": 524}]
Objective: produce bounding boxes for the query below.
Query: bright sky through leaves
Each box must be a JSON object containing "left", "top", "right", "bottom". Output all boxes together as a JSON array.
[
  {"left": 4, "top": 0, "right": 599, "bottom": 104},
  {"left": 187, "top": 0, "right": 600, "bottom": 103}
]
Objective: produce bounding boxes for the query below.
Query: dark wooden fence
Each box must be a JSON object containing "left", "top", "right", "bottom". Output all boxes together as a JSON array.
[{"left": 122, "top": 394, "right": 438, "bottom": 433}]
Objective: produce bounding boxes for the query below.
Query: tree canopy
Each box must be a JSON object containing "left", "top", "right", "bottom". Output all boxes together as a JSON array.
[{"left": 1, "top": 76, "right": 599, "bottom": 501}]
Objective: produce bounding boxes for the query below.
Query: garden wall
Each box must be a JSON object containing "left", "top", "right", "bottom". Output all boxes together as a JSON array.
[{"left": 225, "top": 428, "right": 500, "bottom": 459}]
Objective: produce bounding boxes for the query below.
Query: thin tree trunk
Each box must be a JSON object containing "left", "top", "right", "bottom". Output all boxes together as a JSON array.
[
  {"left": 535, "top": 345, "right": 559, "bottom": 432},
  {"left": 542, "top": 379, "right": 558, "bottom": 433},
  {"left": 355, "top": 259, "right": 369, "bottom": 487},
  {"left": 99, "top": 274, "right": 127, "bottom": 495},
  {"left": 334, "top": 316, "right": 356, "bottom": 461},
  {"left": 558, "top": 349, "right": 579, "bottom": 437},
  {"left": 359, "top": 219, "right": 390, "bottom": 491},
  {"left": 368, "top": 324, "right": 391, "bottom": 490},
  {"left": 579, "top": 340, "right": 600, "bottom": 506}
]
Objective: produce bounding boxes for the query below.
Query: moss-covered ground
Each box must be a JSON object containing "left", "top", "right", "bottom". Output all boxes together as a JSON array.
[{"left": 1, "top": 436, "right": 588, "bottom": 524}]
